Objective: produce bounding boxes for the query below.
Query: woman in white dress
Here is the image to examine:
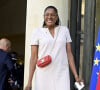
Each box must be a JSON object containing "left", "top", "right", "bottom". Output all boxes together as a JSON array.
[{"left": 25, "top": 6, "right": 82, "bottom": 90}]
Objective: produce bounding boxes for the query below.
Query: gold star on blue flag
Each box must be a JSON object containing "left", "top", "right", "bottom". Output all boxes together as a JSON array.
[
  {"left": 96, "top": 43, "right": 100, "bottom": 52},
  {"left": 90, "top": 26, "right": 100, "bottom": 90},
  {"left": 94, "top": 58, "right": 100, "bottom": 66}
]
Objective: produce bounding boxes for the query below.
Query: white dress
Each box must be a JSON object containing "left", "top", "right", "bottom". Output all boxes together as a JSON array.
[{"left": 30, "top": 26, "right": 72, "bottom": 90}]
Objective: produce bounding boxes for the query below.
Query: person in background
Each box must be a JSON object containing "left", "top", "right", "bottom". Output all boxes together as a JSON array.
[
  {"left": 25, "top": 6, "right": 83, "bottom": 90},
  {"left": 10, "top": 51, "right": 24, "bottom": 90},
  {"left": 0, "top": 38, "right": 13, "bottom": 90}
]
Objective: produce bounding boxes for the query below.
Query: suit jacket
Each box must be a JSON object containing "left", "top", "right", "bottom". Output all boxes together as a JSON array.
[{"left": 0, "top": 49, "right": 13, "bottom": 90}]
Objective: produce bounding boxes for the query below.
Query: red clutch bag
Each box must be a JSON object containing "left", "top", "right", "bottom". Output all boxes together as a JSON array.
[{"left": 37, "top": 55, "right": 52, "bottom": 67}]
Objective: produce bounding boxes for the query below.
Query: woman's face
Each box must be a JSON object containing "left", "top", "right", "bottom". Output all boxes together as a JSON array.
[{"left": 44, "top": 8, "right": 58, "bottom": 27}]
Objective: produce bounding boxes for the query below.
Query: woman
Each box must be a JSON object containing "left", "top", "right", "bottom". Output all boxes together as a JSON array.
[{"left": 25, "top": 6, "right": 82, "bottom": 90}]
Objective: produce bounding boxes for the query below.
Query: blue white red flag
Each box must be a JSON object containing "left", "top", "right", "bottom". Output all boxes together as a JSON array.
[
  {"left": 96, "top": 69, "right": 100, "bottom": 90},
  {"left": 90, "top": 26, "right": 100, "bottom": 90}
]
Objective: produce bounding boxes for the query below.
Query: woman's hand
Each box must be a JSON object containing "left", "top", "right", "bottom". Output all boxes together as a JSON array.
[
  {"left": 75, "top": 76, "right": 84, "bottom": 84},
  {"left": 24, "top": 84, "right": 32, "bottom": 90}
]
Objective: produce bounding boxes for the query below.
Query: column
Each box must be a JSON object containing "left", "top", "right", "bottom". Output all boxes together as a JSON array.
[{"left": 24, "top": 0, "right": 68, "bottom": 89}]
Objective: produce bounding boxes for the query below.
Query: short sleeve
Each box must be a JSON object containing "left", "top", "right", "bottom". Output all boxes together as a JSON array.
[
  {"left": 65, "top": 27, "right": 72, "bottom": 43},
  {"left": 30, "top": 28, "right": 39, "bottom": 45}
]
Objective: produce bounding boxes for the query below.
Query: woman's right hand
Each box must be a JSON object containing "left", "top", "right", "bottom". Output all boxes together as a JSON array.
[{"left": 24, "top": 85, "right": 32, "bottom": 90}]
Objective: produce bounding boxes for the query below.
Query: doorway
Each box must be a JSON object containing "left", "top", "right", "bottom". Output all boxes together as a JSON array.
[{"left": 0, "top": 0, "right": 27, "bottom": 89}]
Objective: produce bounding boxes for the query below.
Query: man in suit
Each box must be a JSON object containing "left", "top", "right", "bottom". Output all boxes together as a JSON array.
[{"left": 0, "top": 38, "right": 13, "bottom": 90}]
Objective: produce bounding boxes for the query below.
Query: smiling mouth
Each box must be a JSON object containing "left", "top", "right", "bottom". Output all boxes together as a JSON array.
[
  {"left": 47, "top": 20, "right": 53, "bottom": 23},
  {"left": 47, "top": 21, "right": 52, "bottom": 23}
]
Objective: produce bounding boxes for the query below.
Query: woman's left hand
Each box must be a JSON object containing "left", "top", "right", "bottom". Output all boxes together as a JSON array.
[{"left": 75, "top": 76, "right": 84, "bottom": 84}]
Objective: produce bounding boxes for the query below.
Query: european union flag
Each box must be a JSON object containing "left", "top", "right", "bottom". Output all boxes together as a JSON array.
[{"left": 90, "top": 26, "right": 100, "bottom": 90}]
